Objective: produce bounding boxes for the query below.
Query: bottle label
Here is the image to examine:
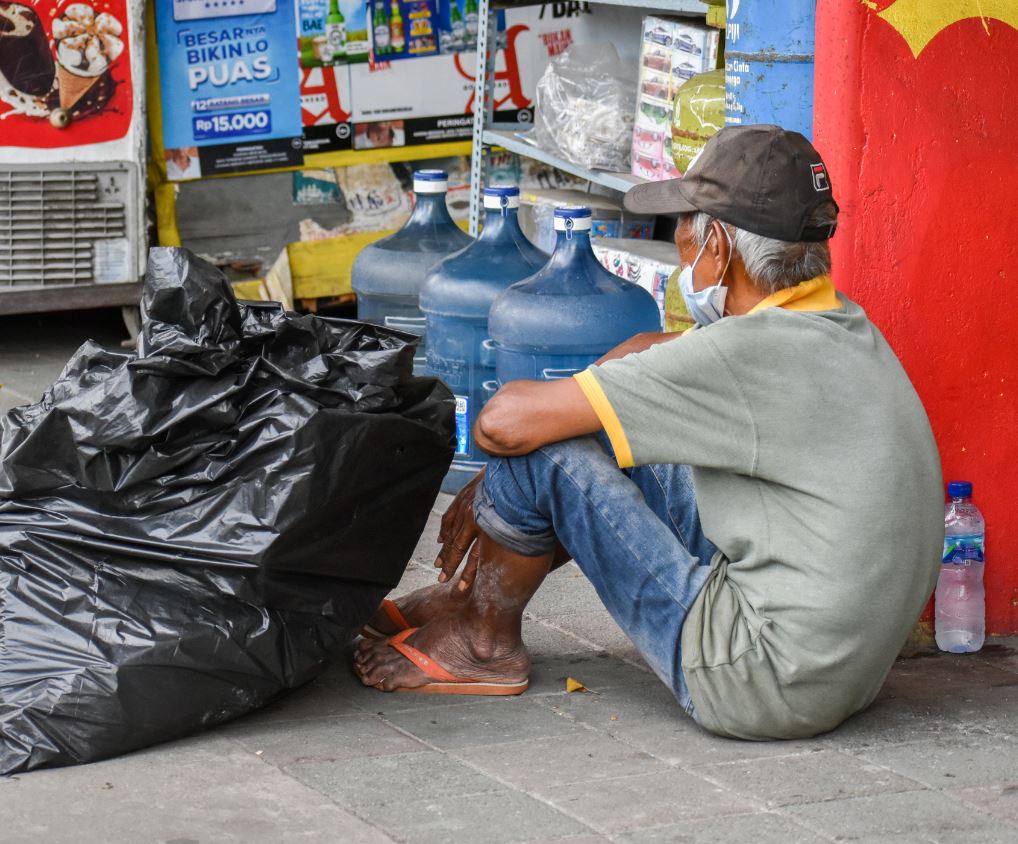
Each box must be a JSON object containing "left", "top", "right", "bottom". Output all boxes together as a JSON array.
[
  {"left": 455, "top": 395, "right": 470, "bottom": 456},
  {"left": 943, "top": 534, "right": 984, "bottom": 565}
]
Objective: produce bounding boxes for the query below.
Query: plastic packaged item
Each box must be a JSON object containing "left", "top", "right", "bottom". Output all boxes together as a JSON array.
[
  {"left": 0, "top": 248, "right": 456, "bottom": 775},
  {"left": 671, "top": 69, "right": 725, "bottom": 174},
  {"left": 936, "top": 481, "right": 986, "bottom": 653},
  {"left": 489, "top": 206, "right": 660, "bottom": 387},
  {"left": 352, "top": 169, "right": 473, "bottom": 371},
  {"left": 533, "top": 43, "right": 636, "bottom": 172},
  {"left": 420, "top": 185, "right": 548, "bottom": 493},
  {"left": 633, "top": 16, "right": 720, "bottom": 180}
]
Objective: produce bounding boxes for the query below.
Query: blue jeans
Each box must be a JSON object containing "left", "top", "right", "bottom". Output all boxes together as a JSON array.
[{"left": 474, "top": 435, "right": 717, "bottom": 716}]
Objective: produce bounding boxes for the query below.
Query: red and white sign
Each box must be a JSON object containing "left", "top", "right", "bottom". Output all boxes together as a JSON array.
[{"left": 0, "top": 1, "right": 135, "bottom": 150}]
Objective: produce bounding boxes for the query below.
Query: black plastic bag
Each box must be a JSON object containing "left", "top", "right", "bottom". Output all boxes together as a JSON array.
[{"left": 0, "top": 248, "right": 455, "bottom": 774}]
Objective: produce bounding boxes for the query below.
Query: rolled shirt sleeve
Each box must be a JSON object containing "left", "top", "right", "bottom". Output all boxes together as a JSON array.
[{"left": 573, "top": 331, "right": 757, "bottom": 473}]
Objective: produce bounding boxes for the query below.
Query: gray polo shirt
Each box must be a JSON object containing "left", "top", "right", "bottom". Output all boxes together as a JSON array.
[{"left": 575, "top": 279, "right": 943, "bottom": 739}]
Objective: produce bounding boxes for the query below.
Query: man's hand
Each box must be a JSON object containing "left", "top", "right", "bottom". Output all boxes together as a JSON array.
[{"left": 435, "top": 469, "right": 485, "bottom": 590}]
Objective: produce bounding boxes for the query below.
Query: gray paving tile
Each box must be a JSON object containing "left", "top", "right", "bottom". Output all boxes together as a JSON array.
[
  {"left": 522, "top": 836, "right": 612, "bottom": 844},
  {"left": 527, "top": 651, "right": 657, "bottom": 696},
  {"left": 855, "top": 733, "right": 1018, "bottom": 789},
  {"left": 455, "top": 732, "right": 669, "bottom": 791},
  {"left": 617, "top": 811, "right": 827, "bottom": 843},
  {"left": 540, "top": 681, "right": 821, "bottom": 767},
  {"left": 820, "top": 697, "right": 970, "bottom": 751},
  {"left": 289, "top": 750, "right": 505, "bottom": 807},
  {"left": 351, "top": 789, "right": 589, "bottom": 844},
  {"left": 0, "top": 735, "right": 394, "bottom": 844},
  {"left": 788, "top": 789, "right": 1000, "bottom": 839},
  {"left": 948, "top": 782, "right": 1018, "bottom": 824},
  {"left": 693, "top": 749, "right": 923, "bottom": 808},
  {"left": 226, "top": 712, "right": 428, "bottom": 768},
  {"left": 381, "top": 698, "right": 583, "bottom": 750},
  {"left": 527, "top": 562, "right": 607, "bottom": 617},
  {"left": 542, "top": 770, "right": 755, "bottom": 834},
  {"left": 551, "top": 610, "right": 641, "bottom": 655},
  {"left": 881, "top": 653, "right": 1018, "bottom": 702},
  {"left": 522, "top": 617, "right": 605, "bottom": 659}
]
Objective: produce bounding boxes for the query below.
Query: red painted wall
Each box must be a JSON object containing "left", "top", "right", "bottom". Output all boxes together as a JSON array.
[{"left": 814, "top": 1, "right": 1018, "bottom": 633}]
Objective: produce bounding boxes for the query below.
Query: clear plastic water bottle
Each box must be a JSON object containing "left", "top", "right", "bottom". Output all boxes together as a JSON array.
[{"left": 935, "top": 480, "right": 986, "bottom": 653}]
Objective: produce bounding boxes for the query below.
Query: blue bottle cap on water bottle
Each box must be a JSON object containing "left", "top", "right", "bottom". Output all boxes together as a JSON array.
[
  {"left": 554, "top": 205, "right": 592, "bottom": 232},
  {"left": 413, "top": 170, "right": 449, "bottom": 193},
  {"left": 484, "top": 185, "right": 520, "bottom": 211},
  {"left": 947, "top": 481, "right": 973, "bottom": 498}
]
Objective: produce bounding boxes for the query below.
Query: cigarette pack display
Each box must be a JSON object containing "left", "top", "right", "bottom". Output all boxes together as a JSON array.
[{"left": 632, "top": 15, "right": 719, "bottom": 181}]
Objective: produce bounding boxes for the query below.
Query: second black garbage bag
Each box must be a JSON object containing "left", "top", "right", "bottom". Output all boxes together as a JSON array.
[{"left": 0, "top": 248, "right": 456, "bottom": 775}]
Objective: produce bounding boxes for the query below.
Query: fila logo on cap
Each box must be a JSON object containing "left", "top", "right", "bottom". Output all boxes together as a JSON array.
[{"left": 811, "top": 163, "right": 830, "bottom": 192}]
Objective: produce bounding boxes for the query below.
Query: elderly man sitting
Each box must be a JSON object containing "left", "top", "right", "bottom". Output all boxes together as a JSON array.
[{"left": 355, "top": 126, "right": 943, "bottom": 740}]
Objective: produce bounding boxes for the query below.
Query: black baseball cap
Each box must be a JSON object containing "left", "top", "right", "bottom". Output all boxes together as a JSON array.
[{"left": 624, "top": 125, "right": 839, "bottom": 242}]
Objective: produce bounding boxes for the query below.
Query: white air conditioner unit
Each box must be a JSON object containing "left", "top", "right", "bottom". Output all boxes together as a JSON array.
[{"left": 0, "top": 0, "right": 147, "bottom": 316}]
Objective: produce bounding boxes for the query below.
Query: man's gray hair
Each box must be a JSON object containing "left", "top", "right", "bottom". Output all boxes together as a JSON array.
[{"left": 683, "top": 202, "right": 837, "bottom": 294}]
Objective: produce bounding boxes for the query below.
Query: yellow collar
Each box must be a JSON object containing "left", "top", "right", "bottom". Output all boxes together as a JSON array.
[{"left": 747, "top": 275, "right": 841, "bottom": 315}]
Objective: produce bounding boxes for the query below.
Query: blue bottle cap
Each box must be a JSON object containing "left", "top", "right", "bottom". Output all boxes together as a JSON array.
[
  {"left": 947, "top": 481, "right": 973, "bottom": 498},
  {"left": 413, "top": 170, "right": 449, "bottom": 193},
  {"left": 484, "top": 185, "right": 520, "bottom": 197},
  {"left": 484, "top": 185, "right": 520, "bottom": 211},
  {"left": 554, "top": 205, "right": 592, "bottom": 219},
  {"left": 554, "top": 205, "right": 592, "bottom": 232}
]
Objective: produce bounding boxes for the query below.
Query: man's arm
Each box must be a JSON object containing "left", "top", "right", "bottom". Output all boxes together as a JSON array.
[{"left": 474, "top": 331, "right": 684, "bottom": 457}]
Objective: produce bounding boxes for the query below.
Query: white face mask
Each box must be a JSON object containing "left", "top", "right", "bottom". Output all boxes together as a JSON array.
[{"left": 678, "top": 226, "right": 733, "bottom": 326}]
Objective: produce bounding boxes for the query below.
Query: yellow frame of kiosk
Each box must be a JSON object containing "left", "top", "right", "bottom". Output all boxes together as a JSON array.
[{"left": 145, "top": 2, "right": 471, "bottom": 304}]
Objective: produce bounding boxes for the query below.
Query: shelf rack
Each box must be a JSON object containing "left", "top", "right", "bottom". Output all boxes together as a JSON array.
[{"left": 467, "top": 0, "right": 710, "bottom": 235}]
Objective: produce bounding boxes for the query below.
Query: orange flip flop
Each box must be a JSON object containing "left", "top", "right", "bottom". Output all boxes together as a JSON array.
[
  {"left": 360, "top": 599, "right": 412, "bottom": 640},
  {"left": 383, "top": 628, "right": 529, "bottom": 696}
]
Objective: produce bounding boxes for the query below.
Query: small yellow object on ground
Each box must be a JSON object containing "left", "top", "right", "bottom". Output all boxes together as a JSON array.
[{"left": 566, "top": 677, "right": 595, "bottom": 694}]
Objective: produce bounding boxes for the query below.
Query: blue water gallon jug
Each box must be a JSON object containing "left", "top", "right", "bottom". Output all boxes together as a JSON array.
[
  {"left": 489, "top": 205, "right": 661, "bottom": 387},
  {"left": 421, "top": 185, "right": 549, "bottom": 493},
  {"left": 352, "top": 169, "right": 473, "bottom": 371}
]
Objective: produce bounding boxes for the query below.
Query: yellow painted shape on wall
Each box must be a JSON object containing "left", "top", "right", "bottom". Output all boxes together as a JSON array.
[{"left": 875, "top": 0, "right": 1018, "bottom": 58}]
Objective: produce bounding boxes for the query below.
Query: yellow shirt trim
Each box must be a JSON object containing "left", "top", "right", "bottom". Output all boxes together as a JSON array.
[
  {"left": 574, "top": 369, "right": 635, "bottom": 469},
  {"left": 747, "top": 275, "right": 840, "bottom": 315}
]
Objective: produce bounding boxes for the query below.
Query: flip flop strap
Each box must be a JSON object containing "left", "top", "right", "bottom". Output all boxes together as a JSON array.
[
  {"left": 387, "top": 628, "right": 465, "bottom": 684},
  {"left": 381, "top": 599, "right": 411, "bottom": 631}
]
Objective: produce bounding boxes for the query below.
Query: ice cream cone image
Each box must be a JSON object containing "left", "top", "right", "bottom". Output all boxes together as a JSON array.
[
  {"left": 57, "top": 65, "right": 100, "bottom": 110},
  {"left": 52, "top": 4, "right": 124, "bottom": 114}
]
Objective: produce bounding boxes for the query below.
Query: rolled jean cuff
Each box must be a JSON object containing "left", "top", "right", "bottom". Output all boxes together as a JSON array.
[{"left": 473, "top": 474, "right": 558, "bottom": 557}]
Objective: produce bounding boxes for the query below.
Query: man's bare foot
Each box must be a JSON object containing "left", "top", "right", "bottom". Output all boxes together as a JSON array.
[
  {"left": 362, "top": 577, "right": 471, "bottom": 638},
  {"left": 354, "top": 614, "right": 530, "bottom": 692}
]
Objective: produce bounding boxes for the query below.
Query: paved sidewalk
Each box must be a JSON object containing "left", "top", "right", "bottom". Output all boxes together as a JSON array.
[
  {"left": 3, "top": 312, "right": 1018, "bottom": 842},
  {"left": 4, "top": 495, "right": 1018, "bottom": 843}
]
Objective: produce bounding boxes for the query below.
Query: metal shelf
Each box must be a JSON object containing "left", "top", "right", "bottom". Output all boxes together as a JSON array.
[
  {"left": 482, "top": 129, "right": 649, "bottom": 194},
  {"left": 468, "top": 0, "right": 710, "bottom": 233}
]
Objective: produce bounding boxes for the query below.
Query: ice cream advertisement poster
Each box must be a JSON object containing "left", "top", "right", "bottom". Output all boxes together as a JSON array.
[
  {"left": 155, "top": 0, "right": 304, "bottom": 179},
  {"left": 0, "top": 1, "right": 134, "bottom": 148}
]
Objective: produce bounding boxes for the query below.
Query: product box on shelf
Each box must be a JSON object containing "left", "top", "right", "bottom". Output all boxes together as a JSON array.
[
  {"left": 368, "top": 0, "right": 441, "bottom": 61},
  {"left": 632, "top": 15, "right": 719, "bottom": 181},
  {"left": 298, "top": 0, "right": 370, "bottom": 67}
]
